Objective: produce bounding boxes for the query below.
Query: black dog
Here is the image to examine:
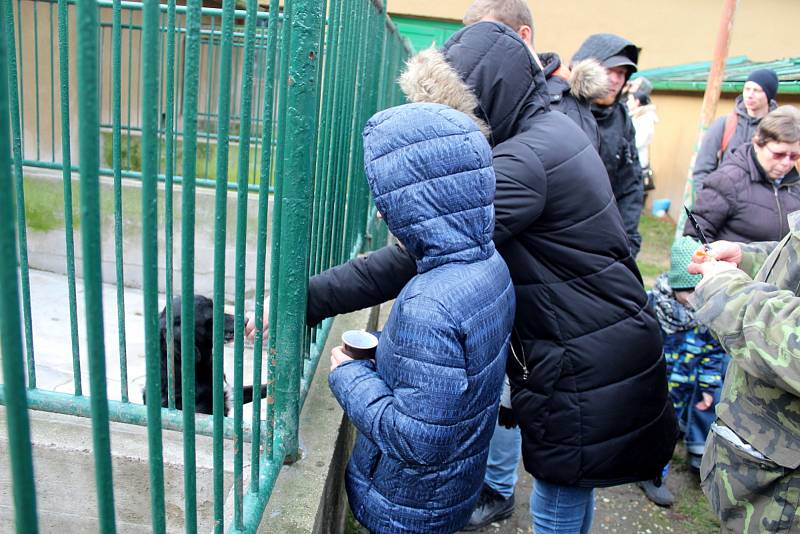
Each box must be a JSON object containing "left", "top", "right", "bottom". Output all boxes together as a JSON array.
[{"left": 143, "top": 294, "right": 266, "bottom": 416}]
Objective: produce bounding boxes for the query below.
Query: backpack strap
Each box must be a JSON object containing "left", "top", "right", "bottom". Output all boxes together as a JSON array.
[{"left": 719, "top": 112, "right": 738, "bottom": 154}]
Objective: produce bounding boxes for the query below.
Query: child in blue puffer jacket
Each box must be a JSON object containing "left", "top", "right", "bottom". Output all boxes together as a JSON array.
[
  {"left": 327, "top": 103, "right": 515, "bottom": 533},
  {"left": 639, "top": 236, "right": 730, "bottom": 506}
]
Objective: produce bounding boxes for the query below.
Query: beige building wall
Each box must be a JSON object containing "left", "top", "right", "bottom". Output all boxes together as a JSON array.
[
  {"left": 390, "top": 0, "right": 800, "bottom": 219},
  {"left": 389, "top": 1, "right": 800, "bottom": 68}
]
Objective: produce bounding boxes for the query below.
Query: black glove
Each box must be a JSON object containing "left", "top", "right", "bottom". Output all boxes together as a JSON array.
[{"left": 498, "top": 405, "right": 518, "bottom": 429}]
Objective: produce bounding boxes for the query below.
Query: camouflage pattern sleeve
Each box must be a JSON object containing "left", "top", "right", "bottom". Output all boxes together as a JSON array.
[
  {"left": 690, "top": 269, "right": 800, "bottom": 397},
  {"left": 738, "top": 241, "right": 778, "bottom": 278}
]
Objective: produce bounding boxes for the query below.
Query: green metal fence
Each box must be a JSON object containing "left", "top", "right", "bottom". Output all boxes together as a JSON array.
[{"left": 0, "top": 0, "right": 409, "bottom": 531}]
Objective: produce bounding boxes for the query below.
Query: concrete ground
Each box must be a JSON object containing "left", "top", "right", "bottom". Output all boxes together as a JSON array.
[{"left": 3, "top": 268, "right": 262, "bottom": 422}]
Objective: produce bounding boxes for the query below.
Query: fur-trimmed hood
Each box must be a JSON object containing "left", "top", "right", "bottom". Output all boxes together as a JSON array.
[
  {"left": 540, "top": 52, "right": 608, "bottom": 102},
  {"left": 399, "top": 21, "right": 549, "bottom": 146}
]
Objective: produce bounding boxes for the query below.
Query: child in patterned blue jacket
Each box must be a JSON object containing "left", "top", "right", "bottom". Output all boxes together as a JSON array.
[
  {"left": 640, "top": 236, "right": 730, "bottom": 506},
  {"left": 327, "top": 103, "right": 515, "bottom": 533}
]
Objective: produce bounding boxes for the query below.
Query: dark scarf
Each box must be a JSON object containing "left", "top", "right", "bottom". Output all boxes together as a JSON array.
[{"left": 651, "top": 273, "right": 697, "bottom": 335}]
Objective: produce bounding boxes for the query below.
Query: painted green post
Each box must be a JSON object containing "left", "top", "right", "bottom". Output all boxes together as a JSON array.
[
  {"left": 211, "top": 0, "right": 236, "bottom": 528},
  {"left": 164, "top": 0, "right": 177, "bottom": 410},
  {"left": 272, "top": 0, "right": 324, "bottom": 463},
  {"left": 76, "top": 0, "right": 117, "bottom": 529},
  {"left": 180, "top": 0, "right": 203, "bottom": 530},
  {"left": 58, "top": 0, "right": 82, "bottom": 396},
  {"left": 112, "top": 0, "right": 129, "bottom": 403},
  {"left": 4, "top": 0, "right": 36, "bottom": 387},
  {"left": 231, "top": 0, "right": 260, "bottom": 525},
  {"left": 141, "top": 0, "right": 167, "bottom": 531},
  {"left": 0, "top": 0, "right": 38, "bottom": 527},
  {"left": 250, "top": 0, "right": 280, "bottom": 490}
]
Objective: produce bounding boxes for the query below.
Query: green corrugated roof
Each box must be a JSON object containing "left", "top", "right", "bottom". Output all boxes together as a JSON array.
[{"left": 633, "top": 56, "right": 800, "bottom": 94}]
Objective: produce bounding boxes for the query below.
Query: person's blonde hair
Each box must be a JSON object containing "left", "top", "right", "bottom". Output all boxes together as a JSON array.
[
  {"left": 754, "top": 105, "right": 800, "bottom": 146},
  {"left": 462, "top": 0, "right": 533, "bottom": 33}
]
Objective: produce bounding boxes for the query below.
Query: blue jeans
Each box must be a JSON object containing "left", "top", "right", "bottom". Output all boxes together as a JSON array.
[
  {"left": 484, "top": 422, "right": 521, "bottom": 499},
  {"left": 531, "top": 479, "right": 594, "bottom": 534}
]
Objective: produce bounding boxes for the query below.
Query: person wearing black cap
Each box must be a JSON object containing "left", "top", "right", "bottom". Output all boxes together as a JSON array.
[
  {"left": 692, "top": 68, "right": 779, "bottom": 188},
  {"left": 572, "top": 33, "right": 645, "bottom": 259}
]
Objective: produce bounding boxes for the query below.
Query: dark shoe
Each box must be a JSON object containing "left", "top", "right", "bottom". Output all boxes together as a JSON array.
[
  {"left": 461, "top": 485, "right": 515, "bottom": 531},
  {"left": 637, "top": 478, "right": 675, "bottom": 507}
]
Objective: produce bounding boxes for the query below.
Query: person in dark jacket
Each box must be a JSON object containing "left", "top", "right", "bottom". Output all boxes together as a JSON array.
[
  {"left": 684, "top": 106, "right": 800, "bottom": 244},
  {"left": 459, "top": 3, "right": 607, "bottom": 528},
  {"left": 540, "top": 52, "right": 608, "bottom": 150},
  {"left": 328, "top": 102, "right": 515, "bottom": 534},
  {"left": 692, "top": 68, "right": 780, "bottom": 189},
  {"left": 463, "top": 0, "right": 608, "bottom": 149},
  {"left": 572, "top": 33, "right": 645, "bottom": 258},
  {"left": 303, "top": 22, "right": 677, "bottom": 534}
]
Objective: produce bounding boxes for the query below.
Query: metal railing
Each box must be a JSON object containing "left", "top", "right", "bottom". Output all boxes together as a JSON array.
[{"left": 0, "top": 0, "right": 409, "bottom": 531}]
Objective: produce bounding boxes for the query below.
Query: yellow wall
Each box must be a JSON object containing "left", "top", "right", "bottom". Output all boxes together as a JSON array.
[
  {"left": 388, "top": 1, "right": 800, "bottom": 69},
  {"left": 389, "top": 0, "right": 800, "bottom": 219}
]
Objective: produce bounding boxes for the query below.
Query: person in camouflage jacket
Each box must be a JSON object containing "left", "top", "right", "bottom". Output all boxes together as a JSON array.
[{"left": 687, "top": 209, "right": 800, "bottom": 533}]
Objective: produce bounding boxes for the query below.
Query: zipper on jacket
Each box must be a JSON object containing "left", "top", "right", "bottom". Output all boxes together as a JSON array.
[{"left": 773, "top": 185, "right": 785, "bottom": 237}]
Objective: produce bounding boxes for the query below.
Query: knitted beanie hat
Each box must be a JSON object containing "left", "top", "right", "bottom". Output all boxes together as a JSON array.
[
  {"left": 668, "top": 236, "right": 703, "bottom": 290},
  {"left": 746, "top": 68, "right": 779, "bottom": 102}
]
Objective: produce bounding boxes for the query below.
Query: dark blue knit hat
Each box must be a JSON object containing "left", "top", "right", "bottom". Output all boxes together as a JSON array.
[{"left": 746, "top": 68, "right": 779, "bottom": 102}]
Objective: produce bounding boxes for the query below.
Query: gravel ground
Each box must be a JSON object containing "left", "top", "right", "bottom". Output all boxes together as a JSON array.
[{"left": 468, "top": 445, "right": 719, "bottom": 534}]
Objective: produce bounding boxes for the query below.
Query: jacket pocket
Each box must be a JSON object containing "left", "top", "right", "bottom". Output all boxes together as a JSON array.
[{"left": 702, "top": 430, "right": 799, "bottom": 532}]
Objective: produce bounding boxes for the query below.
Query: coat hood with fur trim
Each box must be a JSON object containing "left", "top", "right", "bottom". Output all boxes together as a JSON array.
[
  {"left": 540, "top": 52, "right": 608, "bottom": 103},
  {"left": 400, "top": 21, "right": 549, "bottom": 146}
]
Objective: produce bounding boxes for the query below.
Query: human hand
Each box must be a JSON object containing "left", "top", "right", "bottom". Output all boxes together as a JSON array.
[
  {"left": 245, "top": 316, "right": 269, "bottom": 344},
  {"left": 695, "top": 392, "right": 714, "bottom": 411},
  {"left": 330, "top": 345, "right": 353, "bottom": 372},
  {"left": 687, "top": 257, "right": 737, "bottom": 278},
  {"left": 707, "top": 241, "right": 743, "bottom": 266}
]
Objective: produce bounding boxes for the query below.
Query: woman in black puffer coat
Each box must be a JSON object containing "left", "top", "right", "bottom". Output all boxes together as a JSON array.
[
  {"left": 685, "top": 106, "right": 800, "bottom": 244},
  {"left": 303, "top": 22, "right": 677, "bottom": 533}
]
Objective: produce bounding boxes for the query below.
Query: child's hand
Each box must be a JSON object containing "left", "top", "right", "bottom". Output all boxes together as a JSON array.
[
  {"left": 695, "top": 392, "right": 714, "bottom": 411},
  {"left": 330, "top": 345, "right": 353, "bottom": 372}
]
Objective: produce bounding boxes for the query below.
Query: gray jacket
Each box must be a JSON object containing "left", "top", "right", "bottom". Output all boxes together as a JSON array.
[{"left": 692, "top": 96, "right": 778, "bottom": 188}]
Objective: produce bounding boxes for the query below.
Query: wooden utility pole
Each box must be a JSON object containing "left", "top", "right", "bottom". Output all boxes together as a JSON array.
[{"left": 675, "top": 0, "right": 739, "bottom": 238}]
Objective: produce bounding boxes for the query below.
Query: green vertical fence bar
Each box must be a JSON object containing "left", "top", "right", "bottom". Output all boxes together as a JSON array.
[
  {"left": 273, "top": 0, "right": 323, "bottom": 463},
  {"left": 76, "top": 0, "right": 117, "bottom": 529},
  {"left": 231, "top": 0, "right": 259, "bottom": 525},
  {"left": 164, "top": 0, "right": 177, "bottom": 410},
  {"left": 181, "top": 0, "right": 203, "bottom": 530},
  {"left": 141, "top": 0, "right": 167, "bottom": 531},
  {"left": 250, "top": 0, "right": 279, "bottom": 491},
  {"left": 0, "top": 0, "right": 39, "bottom": 528},
  {"left": 211, "top": 0, "right": 235, "bottom": 529},
  {"left": 58, "top": 0, "right": 82, "bottom": 396},
  {"left": 4, "top": 0, "right": 35, "bottom": 388},
  {"left": 112, "top": 0, "right": 129, "bottom": 402},
  {"left": 265, "top": 0, "right": 292, "bottom": 463}
]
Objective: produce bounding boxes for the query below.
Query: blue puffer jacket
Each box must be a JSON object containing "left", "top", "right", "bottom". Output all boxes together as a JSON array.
[{"left": 328, "top": 103, "right": 515, "bottom": 534}]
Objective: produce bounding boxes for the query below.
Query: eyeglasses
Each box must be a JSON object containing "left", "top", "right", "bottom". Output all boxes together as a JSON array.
[{"left": 765, "top": 145, "right": 800, "bottom": 162}]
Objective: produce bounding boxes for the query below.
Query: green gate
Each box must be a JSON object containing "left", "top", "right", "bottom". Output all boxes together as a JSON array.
[{"left": 0, "top": 0, "right": 409, "bottom": 531}]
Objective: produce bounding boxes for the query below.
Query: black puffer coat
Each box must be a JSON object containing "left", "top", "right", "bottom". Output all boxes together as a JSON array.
[
  {"left": 308, "top": 22, "right": 677, "bottom": 488},
  {"left": 572, "top": 35, "right": 644, "bottom": 258},
  {"left": 684, "top": 143, "right": 800, "bottom": 243},
  {"left": 540, "top": 52, "right": 602, "bottom": 150}
]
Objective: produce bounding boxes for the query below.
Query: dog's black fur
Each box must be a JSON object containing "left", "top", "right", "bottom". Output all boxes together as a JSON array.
[{"left": 144, "top": 294, "right": 266, "bottom": 416}]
